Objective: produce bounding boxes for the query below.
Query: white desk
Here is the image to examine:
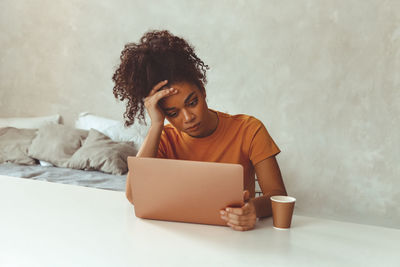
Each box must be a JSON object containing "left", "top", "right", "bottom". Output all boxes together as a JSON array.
[{"left": 0, "top": 175, "right": 399, "bottom": 267}]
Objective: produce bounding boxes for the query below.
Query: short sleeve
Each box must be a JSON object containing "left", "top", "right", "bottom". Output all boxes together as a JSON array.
[
  {"left": 157, "top": 131, "right": 168, "bottom": 158},
  {"left": 248, "top": 120, "right": 280, "bottom": 166}
]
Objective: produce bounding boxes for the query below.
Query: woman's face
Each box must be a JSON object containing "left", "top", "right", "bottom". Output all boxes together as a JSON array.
[{"left": 159, "top": 81, "right": 213, "bottom": 137}]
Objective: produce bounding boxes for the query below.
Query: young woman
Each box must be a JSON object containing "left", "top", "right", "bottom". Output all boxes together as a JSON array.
[{"left": 112, "top": 30, "right": 287, "bottom": 231}]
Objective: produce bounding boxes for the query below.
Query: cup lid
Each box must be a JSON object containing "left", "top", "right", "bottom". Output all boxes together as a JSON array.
[{"left": 270, "top": 195, "right": 296, "bottom": 203}]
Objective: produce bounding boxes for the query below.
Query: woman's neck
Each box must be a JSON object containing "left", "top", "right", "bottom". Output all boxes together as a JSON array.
[{"left": 202, "top": 109, "right": 219, "bottom": 137}]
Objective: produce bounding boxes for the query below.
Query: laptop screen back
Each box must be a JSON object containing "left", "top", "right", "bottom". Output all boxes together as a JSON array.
[{"left": 127, "top": 157, "right": 244, "bottom": 226}]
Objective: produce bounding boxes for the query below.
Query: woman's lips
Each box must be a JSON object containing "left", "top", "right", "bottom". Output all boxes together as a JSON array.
[{"left": 186, "top": 122, "right": 201, "bottom": 131}]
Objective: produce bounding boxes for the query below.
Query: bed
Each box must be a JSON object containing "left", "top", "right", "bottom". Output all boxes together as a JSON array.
[{"left": 0, "top": 113, "right": 148, "bottom": 192}]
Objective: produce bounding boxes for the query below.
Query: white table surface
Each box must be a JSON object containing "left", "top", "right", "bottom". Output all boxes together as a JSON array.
[{"left": 0, "top": 175, "right": 399, "bottom": 267}]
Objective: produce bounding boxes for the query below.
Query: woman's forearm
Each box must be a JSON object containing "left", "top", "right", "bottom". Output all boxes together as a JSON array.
[
  {"left": 253, "top": 157, "right": 287, "bottom": 218},
  {"left": 251, "top": 189, "right": 287, "bottom": 218},
  {"left": 136, "top": 124, "right": 164, "bottom": 158},
  {"left": 126, "top": 123, "right": 164, "bottom": 204}
]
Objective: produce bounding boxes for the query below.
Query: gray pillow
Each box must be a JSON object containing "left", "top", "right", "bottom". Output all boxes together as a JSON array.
[
  {"left": 0, "top": 127, "right": 38, "bottom": 165},
  {"left": 66, "top": 129, "right": 137, "bottom": 175},
  {"left": 28, "top": 124, "right": 88, "bottom": 167}
]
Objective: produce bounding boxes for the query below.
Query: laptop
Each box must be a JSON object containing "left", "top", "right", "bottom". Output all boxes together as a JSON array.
[{"left": 127, "top": 157, "right": 244, "bottom": 226}]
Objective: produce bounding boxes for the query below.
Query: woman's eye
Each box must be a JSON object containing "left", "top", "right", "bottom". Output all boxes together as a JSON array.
[
  {"left": 167, "top": 112, "right": 178, "bottom": 118},
  {"left": 189, "top": 98, "right": 198, "bottom": 107}
]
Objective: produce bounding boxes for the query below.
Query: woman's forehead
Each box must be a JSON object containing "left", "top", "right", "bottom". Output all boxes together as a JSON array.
[{"left": 160, "top": 82, "right": 200, "bottom": 107}]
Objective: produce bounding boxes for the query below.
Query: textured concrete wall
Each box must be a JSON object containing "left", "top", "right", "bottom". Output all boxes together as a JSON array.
[{"left": 0, "top": 0, "right": 399, "bottom": 228}]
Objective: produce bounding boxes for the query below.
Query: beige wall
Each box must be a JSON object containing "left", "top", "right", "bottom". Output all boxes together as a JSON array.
[{"left": 1, "top": 0, "right": 399, "bottom": 228}]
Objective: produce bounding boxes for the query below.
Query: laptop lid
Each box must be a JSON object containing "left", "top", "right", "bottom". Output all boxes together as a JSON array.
[{"left": 127, "top": 157, "right": 244, "bottom": 226}]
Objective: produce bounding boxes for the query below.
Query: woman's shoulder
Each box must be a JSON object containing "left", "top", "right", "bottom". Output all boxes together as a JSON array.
[
  {"left": 162, "top": 123, "right": 188, "bottom": 138},
  {"left": 217, "top": 110, "right": 263, "bottom": 128},
  {"left": 162, "top": 124, "right": 178, "bottom": 135}
]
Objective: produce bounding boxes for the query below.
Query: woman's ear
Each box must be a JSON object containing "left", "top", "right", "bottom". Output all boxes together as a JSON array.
[{"left": 199, "top": 85, "right": 207, "bottom": 98}]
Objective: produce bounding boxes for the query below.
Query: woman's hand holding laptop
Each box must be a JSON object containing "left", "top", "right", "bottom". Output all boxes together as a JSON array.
[{"left": 220, "top": 190, "right": 257, "bottom": 231}]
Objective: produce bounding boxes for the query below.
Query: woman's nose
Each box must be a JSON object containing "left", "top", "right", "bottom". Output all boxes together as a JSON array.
[{"left": 182, "top": 109, "right": 195, "bottom": 123}]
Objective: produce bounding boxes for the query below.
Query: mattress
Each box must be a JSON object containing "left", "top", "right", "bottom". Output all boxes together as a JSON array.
[{"left": 0, "top": 163, "right": 126, "bottom": 191}]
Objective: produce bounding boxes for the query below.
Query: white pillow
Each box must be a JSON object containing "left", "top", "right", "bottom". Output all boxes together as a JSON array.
[
  {"left": 75, "top": 112, "right": 149, "bottom": 151},
  {"left": 75, "top": 112, "right": 119, "bottom": 132},
  {"left": 0, "top": 115, "right": 61, "bottom": 129},
  {"left": 39, "top": 160, "right": 54, "bottom": 167}
]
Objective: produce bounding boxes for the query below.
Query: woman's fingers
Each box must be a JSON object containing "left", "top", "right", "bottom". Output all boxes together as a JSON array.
[
  {"left": 225, "top": 204, "right": 252, "bottom": 216},
  {"left": 220, "top": 209, "right": 256, "bottom": 225},
  {"left": 148, "top": 80, "right": 169, "bottom": 97},
  {"left": 144, "top": 87, "right": 178, "bottom": 109},
  {"left": 227, "top": 223, "right": 254, "bottom": 231},
  {"left": 220, "top": 202, "right": 257, "bottom": 231},
  {"left": 152, "top": 87, "right": 178, "bottom": 102},
  {"left": 222, "top": 213, "right": 256, "bottom": 224},
  {"left": 222, "top": 215, "right": 256, "bottom": 226},
  {"left": 144, "top": 88, "right": 178, "bottom": 110}
]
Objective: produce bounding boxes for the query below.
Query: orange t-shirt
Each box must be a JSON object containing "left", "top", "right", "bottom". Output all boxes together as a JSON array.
[{"left": 157, "top": 110, "right": 281, "bottom": 197}]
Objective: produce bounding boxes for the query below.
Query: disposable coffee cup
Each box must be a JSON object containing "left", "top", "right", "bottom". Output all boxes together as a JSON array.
[{"left": 270, "top": 196, "right": 296, "bottom": 230}]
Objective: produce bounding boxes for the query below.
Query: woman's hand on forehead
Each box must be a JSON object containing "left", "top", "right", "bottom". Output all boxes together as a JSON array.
[
  {"left": 149, "top": 80, "right": 169, "bottom": 95},
  {"left": 144, "top": 80, "right": 178, "bottom": 126}
]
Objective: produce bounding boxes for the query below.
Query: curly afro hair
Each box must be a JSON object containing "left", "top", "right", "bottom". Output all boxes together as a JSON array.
[{"left": 112, "top": 30, "right": 209, "bottom": 126}]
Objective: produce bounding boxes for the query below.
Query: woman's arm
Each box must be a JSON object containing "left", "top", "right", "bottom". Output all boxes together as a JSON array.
[
  {"left": 252, "top": 155, "right": 287, "bottom": 218},
  {"left": 136, "top": 124, "right": 164, "bottom": 157},
  {"left": 125, "top": 80, "right": 178, "bottom": 204},
  {"left": 125, "top": 124, "right": 164, "bottom": 204}
]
